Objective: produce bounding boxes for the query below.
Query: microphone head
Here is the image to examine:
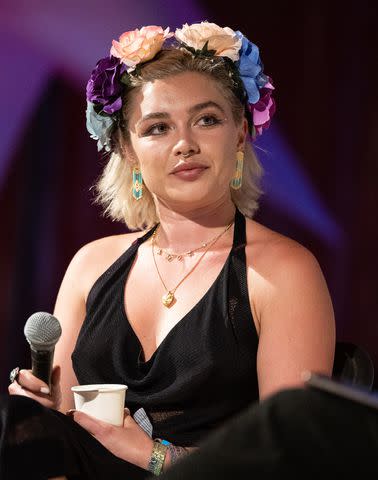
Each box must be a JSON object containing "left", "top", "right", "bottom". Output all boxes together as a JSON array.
[{"left": 24, "top": 312, "right": 62, "bottom": 351}]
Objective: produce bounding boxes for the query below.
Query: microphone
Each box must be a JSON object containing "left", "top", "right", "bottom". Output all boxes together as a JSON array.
[{"left": 24, "top": 312, "right": 62, "bottom": 390}]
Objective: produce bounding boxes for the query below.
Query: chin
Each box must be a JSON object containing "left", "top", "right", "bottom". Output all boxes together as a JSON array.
[{"left": 165, "top": 185, "right": 213, "bottom": 206}]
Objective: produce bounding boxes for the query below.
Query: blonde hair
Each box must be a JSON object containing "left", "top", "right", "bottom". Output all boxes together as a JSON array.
[{"left": 95, "top": 49, "right": 264, "bottom": 230}]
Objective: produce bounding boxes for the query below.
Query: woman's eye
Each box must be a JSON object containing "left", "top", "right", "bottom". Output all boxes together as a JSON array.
[
  {"left": 197, "top": 115, "right": 221, "bottom": 127},
  {"left": 144, "top": 123, "right": 169, "bottom": 136}
]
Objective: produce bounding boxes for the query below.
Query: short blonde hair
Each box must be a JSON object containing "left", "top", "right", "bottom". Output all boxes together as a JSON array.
[{"left": 95, "top": 49, "right": 264, "bottom": 230}]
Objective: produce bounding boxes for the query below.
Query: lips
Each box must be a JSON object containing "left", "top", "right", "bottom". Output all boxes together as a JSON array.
[{"left": 170, "top": 162, "right": 208, "bottom": 175}]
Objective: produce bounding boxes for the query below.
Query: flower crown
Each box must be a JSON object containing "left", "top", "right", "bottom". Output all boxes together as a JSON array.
[{"left": 86, "top": 22, "right": 276, "bottom": 152}]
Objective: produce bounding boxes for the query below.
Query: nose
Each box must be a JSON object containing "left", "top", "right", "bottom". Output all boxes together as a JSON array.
[{"left": 172, "top": 130, "right": 200, "bottom": 158}]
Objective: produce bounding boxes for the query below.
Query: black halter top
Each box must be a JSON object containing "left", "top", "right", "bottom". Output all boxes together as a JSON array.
[{"left": 72, "top": 209, "right": 259, "bottom": 446}]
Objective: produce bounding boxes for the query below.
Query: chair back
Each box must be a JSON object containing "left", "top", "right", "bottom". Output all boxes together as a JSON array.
[{"left": 333, "top": 341, "right": 375, "bottom": 390}]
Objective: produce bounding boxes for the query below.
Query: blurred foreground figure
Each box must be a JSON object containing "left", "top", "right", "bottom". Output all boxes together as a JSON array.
[{"left": 159, "top": 385, "right": 378, "bottom": 478}]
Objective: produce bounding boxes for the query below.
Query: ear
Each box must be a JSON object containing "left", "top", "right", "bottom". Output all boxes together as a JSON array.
[
  {"left": 237, "top": 118, "right": 249, "bottom": 151},
  {"left": 121, "top": 140, "right": 138, "bottom": 166}
]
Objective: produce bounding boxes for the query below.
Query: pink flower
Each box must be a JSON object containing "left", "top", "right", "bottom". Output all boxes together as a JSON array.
[
  {"left": 175, "top": 22, "right": 242, "bottom": 61},
  {"left": 110, "top": 26, "right": 173, "bottom": 71},
  {"left": 250, "top": 81, "right": 276, "bottom": 136}
]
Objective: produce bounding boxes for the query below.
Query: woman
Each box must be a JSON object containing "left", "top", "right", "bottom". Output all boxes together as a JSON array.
[{"left": 5, "top": 22, "right": 335, "bottom": 478}]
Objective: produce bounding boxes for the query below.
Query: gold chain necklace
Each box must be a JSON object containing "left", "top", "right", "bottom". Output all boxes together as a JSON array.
[
  {"left": 154, "top": 225, "right": 232, "bottom": 262},
  {"left": 151, "top": 221, "right": 233, "bottom": 307}
]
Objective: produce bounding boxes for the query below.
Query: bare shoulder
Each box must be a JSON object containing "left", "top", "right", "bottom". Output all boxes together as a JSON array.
[
  {"left": 245, "top": 218, "right": 323, "bottom": 280},
  {"left": 64, "top": 230, "right": 145, "bottom": 301},
  {"left": 245, "top": 218, "right": 334, "bottom": 331},
  {"left": 73, "top": 230, "right": 143, "bottom": 264}
]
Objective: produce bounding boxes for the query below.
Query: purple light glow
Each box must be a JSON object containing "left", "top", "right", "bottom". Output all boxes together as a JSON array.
[
  {"left": 0, "top": 0, "right": 206, "bottom": 186},
  {"left": 256, "top": 124, "right": 345, "bottom": 248}
]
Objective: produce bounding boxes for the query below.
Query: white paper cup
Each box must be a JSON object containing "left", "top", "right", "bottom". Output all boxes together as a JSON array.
[{"left": 71, "top": 384, "right": 128, "bottom": 426}]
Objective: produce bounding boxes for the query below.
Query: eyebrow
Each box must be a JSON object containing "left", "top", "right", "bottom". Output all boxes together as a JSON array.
[{"left": 138, "top": 101, "right": 226, "bottom": 125}]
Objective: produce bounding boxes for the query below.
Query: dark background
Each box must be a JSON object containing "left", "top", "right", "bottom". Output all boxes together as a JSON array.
[{"left": 1, "top": 0, "right": 377, "bottom": 392}]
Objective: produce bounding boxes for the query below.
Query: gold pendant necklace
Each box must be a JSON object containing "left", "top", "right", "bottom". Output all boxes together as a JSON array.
[{"left": 151, "top": 221, "right": 233, "bottom": 308}]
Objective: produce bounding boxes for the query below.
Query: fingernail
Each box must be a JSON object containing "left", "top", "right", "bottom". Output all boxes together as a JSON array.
[{"left": 40, "top": 386, "right": 50, "bottom": 394}]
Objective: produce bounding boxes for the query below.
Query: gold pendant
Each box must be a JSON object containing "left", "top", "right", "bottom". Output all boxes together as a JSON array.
[{"left": 162, "top": 291, "right": 175, "bottom": 307}]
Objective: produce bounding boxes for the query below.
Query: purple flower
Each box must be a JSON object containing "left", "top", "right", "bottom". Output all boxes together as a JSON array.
[{"left": 86, "top": 56, "right": 127, "bottom": 115}]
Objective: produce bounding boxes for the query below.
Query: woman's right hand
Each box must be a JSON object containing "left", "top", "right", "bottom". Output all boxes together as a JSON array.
[{"left": 8, "top": 365, "right": 62, "bottom": 410}]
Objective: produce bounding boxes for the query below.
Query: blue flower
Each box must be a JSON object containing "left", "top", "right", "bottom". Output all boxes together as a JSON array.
[
  {"left": 86, "top": 102, "right": 115, "bottom": 152},
  {"left": 235, "top": 31, "right": 269, "bottom": 104}
]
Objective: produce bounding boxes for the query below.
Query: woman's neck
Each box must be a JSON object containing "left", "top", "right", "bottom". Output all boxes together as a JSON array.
[{"left": 154, "top": 197, "right": 236, "bottom": 251}]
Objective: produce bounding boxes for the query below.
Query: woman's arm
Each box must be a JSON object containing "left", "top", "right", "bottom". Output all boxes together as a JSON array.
[
  {"left": 53, "top": 233, "right": 140, "bottom": 412},
  {"left": 52, "top": 245, "right": 89, "bottom": 412},
  {"left": 8, "top": 244, "right": 89, "bottom": 410},
  {"left": 9, "top": 234, "right": 138, "bottom": 412},
  {"left": 248, "top": 226, "right": 336, "bottom": 401},
  {"left": 72, "top": 409, "right": 195, "bottom": 472}
]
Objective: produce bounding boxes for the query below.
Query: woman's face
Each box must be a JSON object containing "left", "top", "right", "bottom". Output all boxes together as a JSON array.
[{"left": 126, "top": 71, "right": 247, "bottom": 210}]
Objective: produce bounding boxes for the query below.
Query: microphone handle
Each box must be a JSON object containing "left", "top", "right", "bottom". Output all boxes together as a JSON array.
[{"left": 31, "top": 348, "right": 54, "bottom": 389}]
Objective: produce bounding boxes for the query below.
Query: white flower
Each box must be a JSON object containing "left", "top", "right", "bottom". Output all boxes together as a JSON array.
[{"left": 175, "top": 21, "right": 242, "bottom": 61}]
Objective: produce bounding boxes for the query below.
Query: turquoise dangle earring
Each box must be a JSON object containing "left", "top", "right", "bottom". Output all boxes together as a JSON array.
[
  {"left": 230, "top": 151, "right": 244, "bottom": 190},
  {"left": 132, "top": 166, "right": 143, "bottom": 200}
]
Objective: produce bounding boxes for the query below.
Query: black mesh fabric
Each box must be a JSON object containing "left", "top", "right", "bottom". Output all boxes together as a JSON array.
[{"left": 72, "top": 208, "right": 259, "bottom": 446}]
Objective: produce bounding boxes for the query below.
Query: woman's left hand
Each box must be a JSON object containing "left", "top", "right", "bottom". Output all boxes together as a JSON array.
[{"left": 71, "top": 408, "right": 153, "bottom": 470}]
